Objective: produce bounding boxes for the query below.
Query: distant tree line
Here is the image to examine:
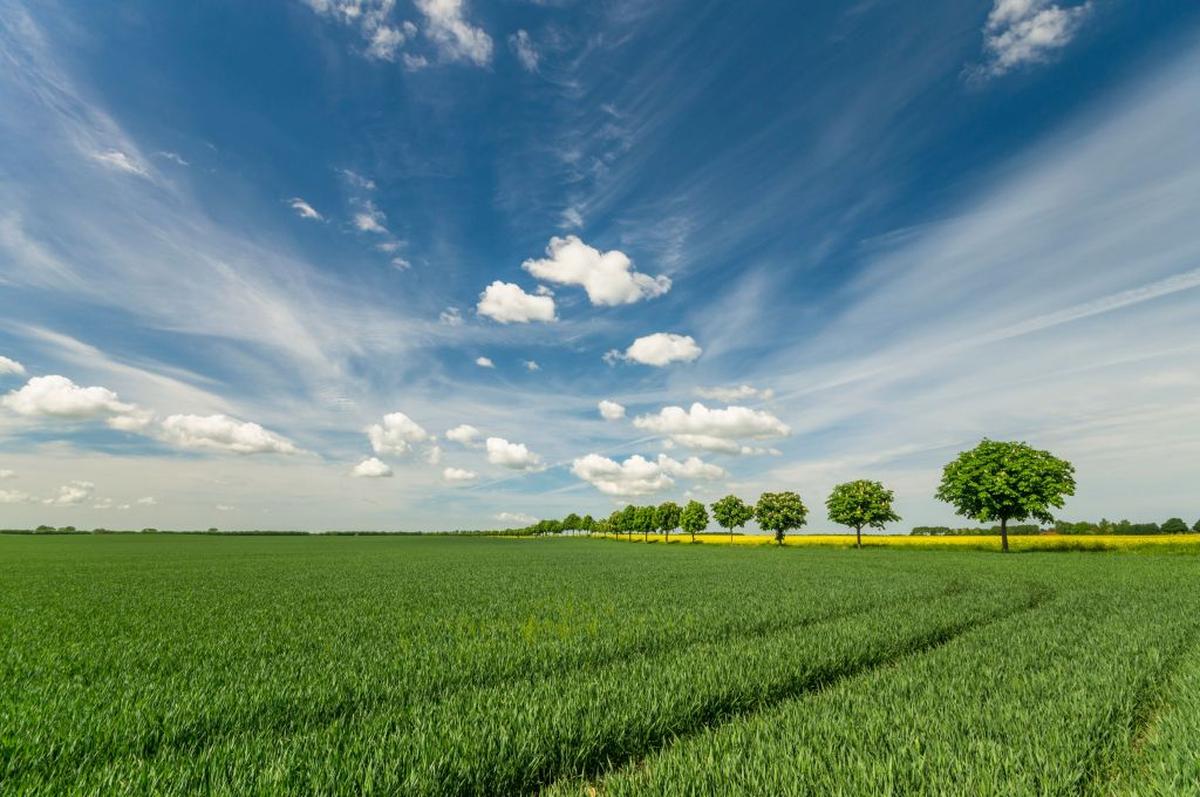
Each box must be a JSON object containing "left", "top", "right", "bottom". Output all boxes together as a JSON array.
[{"left": 911, "top": 517, "right": 1200, "bottom": 536}]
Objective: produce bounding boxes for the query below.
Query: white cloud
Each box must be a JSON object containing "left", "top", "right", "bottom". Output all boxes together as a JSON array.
[
  {"left": 443, "top": 466, "right": 477, "bottom": 482},
  {"left": 339, "top": 168, "right": 376, "bottom": 191},
  {"left": 486, "top": 436, "right": 543, "bottom": 470},
  {"left": 289, "top": 197, "right": 323, "bottom": 221},
  {"left": 216, "top": 504, "right": 235, "bottom": 511},
  {"left": 560, "top": 206, "right": 583, "bottom": 229},
  {"left": 353, "top": 200, "right": 388, "bottom": 233},
  {"left": 977, "top": 0, "right": 1092, "bottom": 77},
  {"left": 414, "top": 0, "right": 493, "bottom": 66},
  {"left": 445, "top": 424, "right": 482, "bottom": 446},
  {"left": 598, "top": 399, "right": 626, "bottom": 420},
  {"left": 523, "top": 360, "right": 540, "bottom": 371},
  {"left": 522, "top": 235, "right": 670, "bottom": 306},
  {"left": 476, "top": 280, "right": 556, "bottom": 323},
  {"left": 0, "top": 356, "right": 26, "bottom": 376},
  {"left": 366, "top": 411, "right": 430, "bottom": 455},
  {"left": 304, "top": 1, "right": 416, "bottom": 63},
  {"left": 391, "top": 257, "right": 412, "bottom": 270},
  {"left": 570, "top": 453, "right": 673, "bottom": 497},
  {"left": 136, "top": 496, "right": 156, "bottom": 505},
  {"left": 425, "top": 444, "right": 443, "bottom": 465},
  {"left": 91, "top": 149, "right": 148, "bottom": 177},
  {"left": 439, "top": 306, "right": 464, "bottom": 326},
  {"left": 0, "top": 489, "right": 31, "bottom": 504},
  {"left": 365, "top": 22, "right": 413, "bottom": 62},
  {"left": 158, "top": 414, "right": 299, "bottom": 455},
  {"left": 352, "top": 456, "right": 394, "bottom": 477},
  {"left": 633, "top": 402, "right": 790, "bottom": 452},
  {"left": 695, "top": 384, "right": 774, "bottom": 403},
  {"left": 509, "top": 29, "right": 539, "bottom": 72},
  {"left": 475, "top": 356, "right": 495, "bottom": 368},
  {"left": 403, "top": 53, "right": 430, "bottom": 70},
  {"left": 608, "top": 333, "right": 702, "bottom": 367},
  {"left": 0, "top": 469, "right": 14, "bottom": 479},
  {"left": 156, "top": 151, "right": 189, "bottom": 166},
  {"left": 656, "top": 454, "right": 727, "bottom": 481},
  {"left": 2, "top": 375, "right": 133, "bottom": 418},
  {"left": 496, "top": 511, "right": 537, "bottom": 525},
  {"left": 46, "top": 480, "right": 94, "bottom": 505}
]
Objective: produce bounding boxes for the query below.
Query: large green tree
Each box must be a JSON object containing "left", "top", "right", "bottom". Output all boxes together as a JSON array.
[
  {"left": 755, "top": 492, "right": 808, "bottom": 546},
  {"left": 562, "top": 513, "right": 582, "bottom": 535},
  {"left": 655, "top": 501, "right": 682, "bottom": 543},
  {"left": 1161, "top": 517, "right": 1189, "bottom": 534},
  {"left": 1194, "top": 518, "right": 1200, "bottom": 533},
  {"left": 620, "top": 505, "right": 639, "bottom": 541},
  {"left": 711, "top": 494, "right": 754, "bottom": 542},
  {"left": 935, "top": 439, "right": 1075, "bottom": 553},
  {"left": 580, "top": 514, "right": 595, "bottom": 535},
  {"left": 825, "top": 480, "right": 901, "bottom": 548},
  {"left": 634, "top": 505, "right": 658, "bottom": 542},
  {"left": 680, "top": 500, "right": 709, "bottom": 543}
]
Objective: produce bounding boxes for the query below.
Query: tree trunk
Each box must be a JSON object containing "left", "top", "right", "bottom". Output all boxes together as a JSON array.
[
  {"left": 856, "top": 525, "right": 862, "bottom": 549},
  {"left": 691, "top": 529, "right": 696, "bottom": 543},
  {"left": 730, "top": 526, "right": 734, "bottom": 543},
  {"left": 1000, "top": 517, "right": 1009, "bottom": 553}
]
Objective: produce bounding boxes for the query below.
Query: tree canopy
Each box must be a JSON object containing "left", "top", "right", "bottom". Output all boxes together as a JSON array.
[
  {"left": 711, "top": 495, "right": 754, "bottom": 541},
  {"left": 935, "top": 439, "right": 1075, "bottom": 552},
  {"left": 655, "top": 501, "right": 682, "bottom": 541},
  {"left": 1161, "top": 517, "right": 1189, "bottom": 534},
  {"left": 680, "top": 500, "right": 709, "bottom": 542},
  {"left": 755, "top": 492, "right": 808, "bottom": 545},
  {"left": 825, "top": 480, "right": 901, "bottom": 548}
]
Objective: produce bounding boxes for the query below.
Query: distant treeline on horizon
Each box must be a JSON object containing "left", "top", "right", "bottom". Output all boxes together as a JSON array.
[{"left": 911, "top": 518, "right": 1199, "bottom": 536}]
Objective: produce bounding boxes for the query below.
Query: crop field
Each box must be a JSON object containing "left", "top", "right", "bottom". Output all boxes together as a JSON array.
[
  {"left": 2, "top": 535, "right": 1200, "bottom": 795},
  {"left": 597, "top": 531, "right": 1200, "bottom": 552}
]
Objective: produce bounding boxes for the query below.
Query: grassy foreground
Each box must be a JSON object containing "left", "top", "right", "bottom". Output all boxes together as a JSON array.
[{"left": 2, "top": 534, "right": 1199, "bottom": 795}]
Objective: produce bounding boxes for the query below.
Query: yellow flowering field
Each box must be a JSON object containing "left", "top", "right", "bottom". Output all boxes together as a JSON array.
[{"left": 597, "top": 532, "right": 1200, "bottom": 552}]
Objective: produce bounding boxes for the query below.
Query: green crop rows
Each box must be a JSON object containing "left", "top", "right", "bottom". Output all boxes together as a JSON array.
[{"left": 2, "top": 535, "right": 1199, "bottom": 795}]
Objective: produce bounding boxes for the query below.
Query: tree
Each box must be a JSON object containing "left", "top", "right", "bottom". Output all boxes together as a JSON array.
[
  {"left": 620, "top": 505, "right": 639, "bottom": 541},
  {"left": 607, "top": 510, "right": 623, "bottom": 539},
  {"left": 680, "top": 500, "right": 709, "bottom": 542},
  {"left": 755, "top": 492, "right": 808, "bottom": 545},
  {"left": 711, "top": 495, "right": 754, "bottom": 542},
  {"left": 634, "top": 505, "right": 658, "bottom": 542},
  {"left": 562, "top": 513, "right": 582, "bottom": 535},
  {"left": 935, "top": 439, "right": 1075, "bottom": 553},
  {"left": 825, "top": 480, "right": 901, "bottom": 548},
  {"left": 1161, "top": 517, "right": 1189, "bottom": 534},
  {"left": 580, "top": 514, "right": 595, "bottom": 535},
  {"left": 655, "top": 501, "right": 682, "bottom": 542},
  {"left": 1194, "top": 518, "right": 1200, "bottom": 533}
]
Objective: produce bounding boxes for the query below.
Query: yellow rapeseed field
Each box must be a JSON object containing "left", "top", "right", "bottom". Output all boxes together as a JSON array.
[{"left": 595, "top": 532, "right": 1200, "bottom": 552}]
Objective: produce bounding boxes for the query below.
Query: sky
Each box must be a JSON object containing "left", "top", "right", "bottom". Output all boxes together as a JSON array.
[{"left": 1, "top": 0, "right": 1199, "bottom": 532}]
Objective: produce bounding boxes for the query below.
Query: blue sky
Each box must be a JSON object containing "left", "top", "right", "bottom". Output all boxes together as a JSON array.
[{"left": 1, "top": 0, "right": 1198, "bottom": 531}]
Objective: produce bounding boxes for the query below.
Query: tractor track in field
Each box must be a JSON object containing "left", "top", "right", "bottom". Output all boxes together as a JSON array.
[
  {"left": 5, "top": 579, "right": 982, "bottom": 786},
  {"left": 541, "top": 580, "right": 1056, "bottom": 797},
  {"left": 1077, "top": 626, "right": 1200, "bottom": 796}
]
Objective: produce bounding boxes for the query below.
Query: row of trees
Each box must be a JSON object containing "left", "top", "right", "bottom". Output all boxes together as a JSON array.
[
  {"left": 524, "top": 439, "right": 1089, "bottom": 553},
  {"left": 912, "top": 518, "right": 1200, "bottom": 536},
  {"left": 526, "top": 480, "right": 900, "bottom": 548}
]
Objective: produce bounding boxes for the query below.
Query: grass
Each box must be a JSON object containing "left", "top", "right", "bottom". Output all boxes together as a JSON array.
[{"left": 2, "top": 534, "right": 1199, "bottom": 794}]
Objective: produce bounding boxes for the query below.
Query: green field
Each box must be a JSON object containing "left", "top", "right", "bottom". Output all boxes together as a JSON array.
[{"left": 2, "top": 535, "right": 1199, "bottom": 795}]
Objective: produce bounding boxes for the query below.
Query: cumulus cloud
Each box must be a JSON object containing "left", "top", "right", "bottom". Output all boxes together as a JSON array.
[
  {"left": 523, "top": 360, "right": 540, "bottom": 371},
  {"left": 0, "top": 489, "right": 31, "bottom": 504},
  {"left": 509, "top": 29, "right": 539, "bottom": 72},
  {"left": 289, "top": 197, "right": 324, "bottom": 220},
  {"left": 425, "top": 444, "right": 443, "bottom": 465},
  {"left": 486, "top": 436, "right": 543, "bottom": 470},
  {"left": 2, "top": 375, "right": 133, "bottom": 418},
  {"left": 496, "top": 511, "right": 537, "bottom": 525},
  {"left": 571, "top": 453, "right": 673, "bottom": 497},
  {"left": 439, "top": 306, "right": 464, "bottom": 326},
  {"left": 353, "top": 200, "right": 388, "bottom": 233},
  {"left": 158, "top": 414, "right": 300, "bottom": 455},
  {"left": 366, "top": 411, "right": 430, "bottom": 455},
  {"left": 656, "top": 454, "right": 727, "bottom": 481},
  {"left": 475, "top": 356, "right": 495, "bottom": 368},
  {"left": 91, "top": 149, "right": 149, "bottom": 177},
  {"left": 695, "top": 384, "right": 774, "bottom": 403},
  {"left": 977, "top": 0, "right": 1092, "bottom": 77},
  {"left": 598, "top": 399, "right": 626, "bottom": 420},
  {"left": 352, "top": 456, "right": 394, "bottom": 477},
  {"left": 606, "top": 333, "right": 701, "bottom": 367},
  {"left": 0, "top": 469, "right": 14, "bottom": 479},
  {"left": 445, "top": 424, "right": 482, "bottom": 446},
  {"left": 522, "top": 236, "right": 670, "bottom": 306},
  {"left": 443, "top": 466, "right": 477, "bottom": 482},
  {"left": 0, "top": 356, "right": 26, "bottom": 376},
  {"left": 415, "top": 0, "right": 493, "bottom": 66},
  {"left": 45, "top": 480, "right": 95, "bottom": 505},
  {"left": 303, "top": 0, "right": 417, "bottom": 62},
  {"left": 633, "top": 402, "right": 790, "bottom": 452},
  {"left": 476, "top": 280, "right": 556, "bottom": 323}
]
